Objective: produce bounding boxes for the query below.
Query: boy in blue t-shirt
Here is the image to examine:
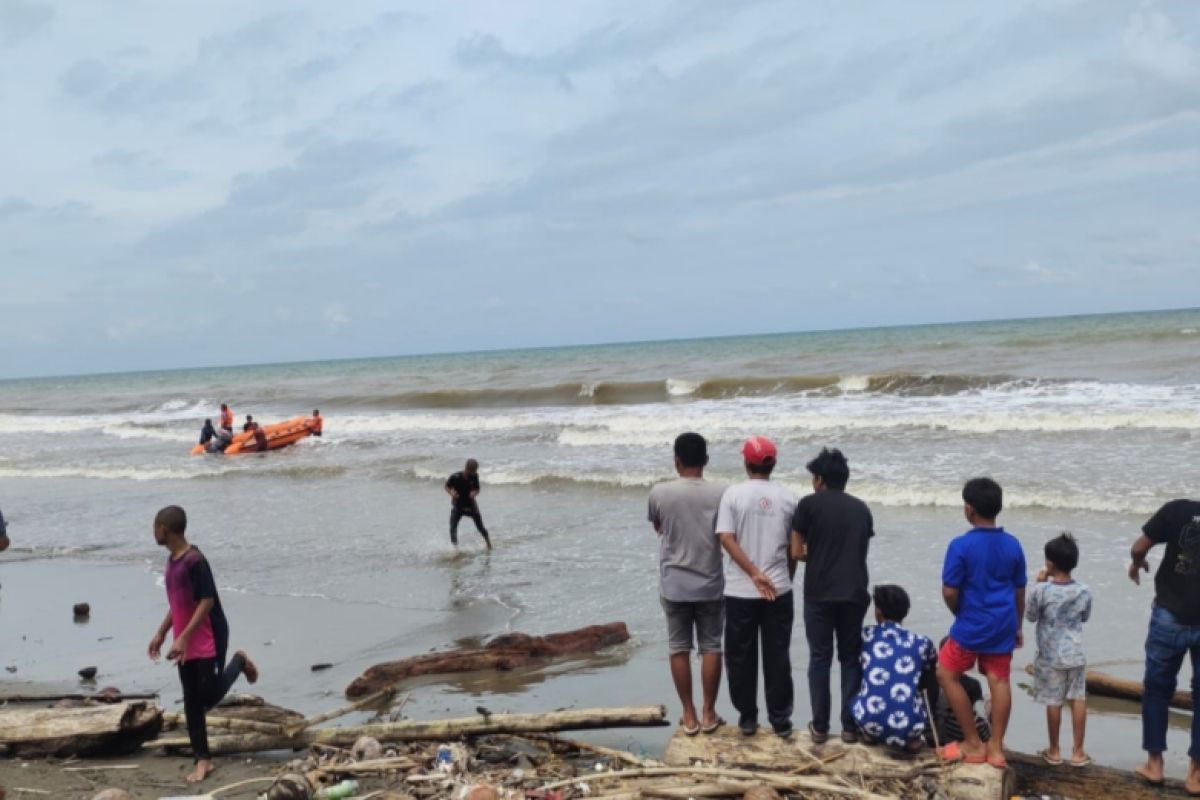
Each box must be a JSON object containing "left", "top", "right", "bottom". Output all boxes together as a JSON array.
[{"left": 936, "top": 477, "right": 1027, "bottom": 769}]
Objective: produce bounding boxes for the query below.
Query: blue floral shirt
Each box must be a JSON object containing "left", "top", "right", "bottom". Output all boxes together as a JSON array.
[
  {"left": 852, "top": 621, "right": 937, "bottom": 746},
  {"left": 1025, "top": 580, "right": 1091, "bottom": 669}
]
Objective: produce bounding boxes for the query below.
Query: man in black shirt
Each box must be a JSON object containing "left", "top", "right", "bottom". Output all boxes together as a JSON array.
[
  {"left": 790, "top": 448, "right": 874, "bottom": 744},
  {"left": 1130, "top": 498, "right": 1200, "bottom": 791},
  {"left": 445, "top": 459, "right": 492, "bottom": 549}
]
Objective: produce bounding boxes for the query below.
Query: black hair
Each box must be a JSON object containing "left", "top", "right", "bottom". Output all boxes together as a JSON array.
[
  {"left": 962, "top": 477, "right": 1003, "bottom": 519},
  {"left": 313, "top": 409, "right": 320, "bottom": 415},
  {"left": 465, "top": 458, "right": 479, "bottom": 472},
  {"left": 154, "top": 505, "right": 187, "bottom": 535},
  {"left": 674, "top": 432, "right": 708, "bottom": 468},
  {"left": 747, "top": 459, "right": 775, "bottom": 477},
  {"left": 872, "top": 584, "right": 911, "bottom": 622},
  {"left": 1045, "top": 531, "right": 1079, "bottom": 573},
  {"left": 806, "top": 447, "right": 849, "bottom": 490}
]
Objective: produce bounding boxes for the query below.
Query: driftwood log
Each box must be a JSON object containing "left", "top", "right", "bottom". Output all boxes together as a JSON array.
[
  {"left": 665, "top": 725, "right": 1010, "bottom": 800},
  {"left": 1010, "top": 750, "right": 1196, "bottom": 798},
  {"left": 0, "top": 701, "right": 162, "bottom": 758},
  {"left": 148, "top": 705, "right": 667, "bottom": 756},
  {"left": 345, "top": 622, "right": 630, "bottom": 698},
  {"left": 1022, "top": 664, "right": 1193, "bottom": 710}
]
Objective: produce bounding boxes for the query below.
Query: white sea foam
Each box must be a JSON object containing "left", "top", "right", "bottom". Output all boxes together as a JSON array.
[
  {"left": 837, "top": 375, "right": 871, "bottom": 392},
  {"left": 0, "top": 465, "right": 200, "bottom": 481},
  {"left": 666, "top": 378, "right": 701, "bottom": 396},
  {"left": 101, "top": 424, "right": 192, "bottom": 442}
]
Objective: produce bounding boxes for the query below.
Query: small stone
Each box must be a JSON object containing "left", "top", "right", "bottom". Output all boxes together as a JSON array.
[
  {"left": 265, "top": 773, "right": 312, "bottom": 800},
  {"left": 464, "top": 786, "right": 497, "bottom": 800},
  {"left": 351, "top": 735, "right": 383, "bottom": 761},
  {"left": 91, "top": 790, "right": 131, "bottom": 800},
  {"left": 4, "top": 666, "right": 15, "bottom": 673},
  {"left": 94, "top": 687, "right": 123, "bottom": 703},
  {"left": 78, "top": 666, "right": 98, "bottom": 680},
  {"left": 73, "top": 603, "right": 91, "bottom": 618},
  {"left": 742, "top": 785, "right": 782, "bottom": 800}
]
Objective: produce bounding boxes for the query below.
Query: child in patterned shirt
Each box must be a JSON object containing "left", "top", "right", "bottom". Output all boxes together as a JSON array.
[
  {"left": 1026, "top": 532, "right": 1092, "bottom": 767},
  {"left": 852, "top": 585, "right": 937, "bottom": 751}
]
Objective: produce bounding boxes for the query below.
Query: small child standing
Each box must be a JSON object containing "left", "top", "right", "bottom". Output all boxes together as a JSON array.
[
  {"left": 852, "top": 585, "right": 937, "bottom": 751},
  {"left": 1026, "top": 532, "right": 1092, "bottom": 767},
  {"left": 936, "top": 477, "right": 1027, "bottom": 769}
]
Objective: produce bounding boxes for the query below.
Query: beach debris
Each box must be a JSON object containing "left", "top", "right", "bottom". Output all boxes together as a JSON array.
[
  {"left": 148, "top": 705, "right": 668, "bottom": 756},
  {"left": 345, "top": 622, "right": 631, "bottom": 698},
  {"left": 266, "top": 773, "right": 314, "bottom": 800},
  {"left": 78, "top": 666, "right": 98, "bottom": 680},
  {"left": 89, "top": 790, "right": 130, "bottom": 800},
  {"left": 315, "top": 779, "right": 359, "bottom": 799},
  {"left": 462, "top": 785, "right": 497, "bottom": 800},
  {"left": 4, "top": 666, "right": 15, "bottom": 673},
  {"left": 0, "top": 701, "right": 162, "bottom": 758},
  {"left": 352, "top": 735, "right": 383, "bottom": 761},
  {"left": 73, "top": 603, "right": 91, "bottom": 619},
  {"left": 741, "top": 786, "right": 782, "bottom": 800},
  {"left": 311, "top": 663, "right": 333, "bottom": 672},
  {"left": 94, "top": 687, "right": 123, "bottom": 703}
]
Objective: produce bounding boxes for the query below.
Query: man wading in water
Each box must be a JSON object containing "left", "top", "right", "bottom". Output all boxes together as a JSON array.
[
  {"left": 445, "top": 459, "right": 492, "bottom": 549},
  {"left": 147, "top": 506, "right": 258, "bottom": 784}
]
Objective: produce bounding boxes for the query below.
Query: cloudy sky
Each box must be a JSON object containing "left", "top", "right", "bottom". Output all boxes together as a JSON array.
[{"left": 1, "top": 0, "right": 1198, "bottom": 378}]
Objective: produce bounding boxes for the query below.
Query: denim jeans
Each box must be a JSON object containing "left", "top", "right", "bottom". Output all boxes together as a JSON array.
[
  {"left": 804, "top": 599, "right": 867, "bottom": 734},
  {"left": 724, "top": 592, "right": 794, "bottom": 733},
  {"left": 1142, "top": 604, "right": 1200, "bottom": 759}
]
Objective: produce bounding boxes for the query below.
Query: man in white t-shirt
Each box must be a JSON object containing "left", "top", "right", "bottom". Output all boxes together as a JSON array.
[{"left": 717, "top": 436, "right": 799, "bottom": 738}]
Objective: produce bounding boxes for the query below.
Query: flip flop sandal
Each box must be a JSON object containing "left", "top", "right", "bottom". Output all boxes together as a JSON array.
[
  {"left": 987, "top": 754, "right": 1009, "bottom": 770},
  {"left": 1069, "top": 754, "right": 1093, "bottom": 768},
  {"left": 679, "top": 719, "right": 701, "bottom": 737},
  {"left": 1039, "top": 748, "right": 1064, "bottom": 766},
  {"left": 700, "top": 717, "right": 726, "bottom": 734},
  {"left": 1134, "top": 765, "right": 1164, "bottom": 786}
]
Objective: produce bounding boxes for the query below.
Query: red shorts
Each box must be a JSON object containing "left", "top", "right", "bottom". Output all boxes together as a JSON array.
[{"left": 938, "top": 637, "right": 1012, "bottom": 680}]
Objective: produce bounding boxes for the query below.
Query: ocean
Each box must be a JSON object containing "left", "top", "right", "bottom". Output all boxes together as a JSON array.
[{"left": 1, "top": 307, "right": 1198, "bottom": 767}]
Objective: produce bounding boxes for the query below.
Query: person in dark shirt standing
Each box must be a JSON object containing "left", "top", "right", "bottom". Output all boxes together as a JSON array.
[
  {"left": 1130, "top": 498, "right": 1200, "bottom": 791},
  {"left": 790, "top": 448, "right": 874, "bottom": 743},
  {"left": 445, "top": 459, "right": 491, "bottom": 549}
]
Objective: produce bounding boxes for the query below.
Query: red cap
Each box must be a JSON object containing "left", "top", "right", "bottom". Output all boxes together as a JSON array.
[{"left": 742, "top": 436, "right": 777, "bottom": 466}]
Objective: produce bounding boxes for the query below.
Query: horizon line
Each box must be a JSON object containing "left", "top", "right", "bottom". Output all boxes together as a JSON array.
[{"left": 3, "top": 304, "right": 1197, "bottom": 384}]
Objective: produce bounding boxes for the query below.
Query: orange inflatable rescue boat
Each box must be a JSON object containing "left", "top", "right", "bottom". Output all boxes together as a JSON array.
[{"left": 191, "top": 416, "right": 319, "bottom": 456}]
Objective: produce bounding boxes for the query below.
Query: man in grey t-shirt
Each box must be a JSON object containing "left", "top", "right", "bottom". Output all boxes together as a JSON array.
[{"left": 649, "top": 433, "right": 727, "bottom": 735}]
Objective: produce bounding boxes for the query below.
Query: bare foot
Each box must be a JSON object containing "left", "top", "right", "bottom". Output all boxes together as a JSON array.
[
  {"left": 186, "top": 758, "right": 215, "bottom": 784},
  {"left": 1187, "top": 759, "right": 1200, "bottom": 794},
  {"left": 1135, "top": 756, "right": 1164, "bottom": 784},
  {"left": 237, "top": 650, "right": 259, "bottom": 684}
]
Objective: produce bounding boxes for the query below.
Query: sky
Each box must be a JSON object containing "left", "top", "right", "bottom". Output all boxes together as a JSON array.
[{"left": 1, "top": 0, "right": 1198, "bottom": 378}]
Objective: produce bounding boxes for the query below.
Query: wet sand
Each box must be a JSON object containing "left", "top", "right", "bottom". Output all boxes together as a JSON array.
[{"left": 1, "top": 556, "right": 1196, "bottom": 796}]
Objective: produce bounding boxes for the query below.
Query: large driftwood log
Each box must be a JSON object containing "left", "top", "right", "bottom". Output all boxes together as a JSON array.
[
  {"left": 1010, "top": 751, "right": 1196, "bottom": 798},
  {"left": 148, "top": 705, "right": 667, "bottom": 756},
  {"left": 1022, "top": 665, "right": 1193, "bottom": 710},
  {"left": 0, "top": 701, "right": 162, "bottom": 758},
  {"left": 345, "top": 622, "right": 630, "bottom": 698},
  {"left": 664, "top": 725, "right": 1010, "bottom": 800}
]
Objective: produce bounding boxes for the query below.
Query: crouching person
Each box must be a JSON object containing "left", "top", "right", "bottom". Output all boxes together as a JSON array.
[{"left": 853, "top": 585, "right": 937, "bottom": 751}]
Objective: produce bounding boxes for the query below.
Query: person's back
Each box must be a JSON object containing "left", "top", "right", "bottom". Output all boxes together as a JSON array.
[
  {"left": 720, "top": 479, "right": 797, "bottom": 596},
  {"left": 717, "top": 436, "right": 798, "bottom": 738},
  {"left": 220, "top": 405, "right": 233, "bottom": 432},
  {"left": 946, "top": 527, "right": 1026, "bottom": 652},
  {"left": 650, "top": 477, "right": 727, "bottom": 602},
  {"left": 648, "top": 432, "right": 727, "bottom": 735},
  {"left": 852, "top": 586, "right": 936, "bottom": 750},
  {"left": 796, "top": 489, "right": 873, "bottom": 604},
  {"left": 937, "top": 477, "right": 1026, "bottom": 769},
  {"left": 253, "top": 425, "right": 268, "bottom": 451}
]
